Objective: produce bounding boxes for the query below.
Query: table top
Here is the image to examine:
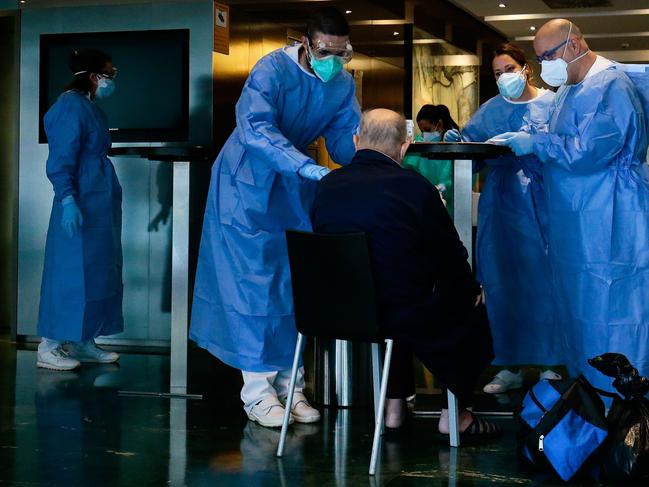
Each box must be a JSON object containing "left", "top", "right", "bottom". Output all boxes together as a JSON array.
[
  {"left": 109, "top": 146, "right": 214, "bottom": 162},
  {"left": 406, "top": 142, "right": 510, "bottom": 160}
]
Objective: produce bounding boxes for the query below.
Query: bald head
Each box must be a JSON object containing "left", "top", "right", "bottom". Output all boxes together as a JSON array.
[
  {"left": 534, "top": 19, "right": 593, "bottom": 85},
  {"left": 356, "top": 108, "right": 408, "bottom": 162}
]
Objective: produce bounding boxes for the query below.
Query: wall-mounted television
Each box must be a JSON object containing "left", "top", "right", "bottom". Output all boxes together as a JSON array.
[{"left": 39, "top": 29, "right": 189, "bottom": 143}]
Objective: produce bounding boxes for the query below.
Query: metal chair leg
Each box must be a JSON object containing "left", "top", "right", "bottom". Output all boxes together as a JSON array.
[
  {"left": 447, "top": 389, "right": 460, "bottom": 448},
  {"left": 369, "top": 339, "right": 394, "bottom": 476},
  {"left": 277, "top": 333, "right": 304, "bottom": 457},
  {"left": 370, "top": 343, "right": 382, "bottom": 423}
]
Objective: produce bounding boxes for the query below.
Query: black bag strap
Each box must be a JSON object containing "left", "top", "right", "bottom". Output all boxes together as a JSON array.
[{"left": 528, "top": 387, "right": 549, "bottom": 414}]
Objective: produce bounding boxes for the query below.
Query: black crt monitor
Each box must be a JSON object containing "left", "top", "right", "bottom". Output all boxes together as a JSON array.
[{"left": 39, "top": 29, "right": 189, "bottom": 143}]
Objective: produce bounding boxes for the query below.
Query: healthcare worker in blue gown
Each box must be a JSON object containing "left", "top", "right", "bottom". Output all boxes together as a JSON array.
[
  {"left": 190, "top": 7, "right": 360, "bottom": 427},
  {"left": 496, "top": 20, "right": 649, "bottom": 393},
  {"left": 37, "top": 49, "right": 122, "bottom": 371},
  {"left": 444, "top": 43, "right": 562, "bottom": 394}
]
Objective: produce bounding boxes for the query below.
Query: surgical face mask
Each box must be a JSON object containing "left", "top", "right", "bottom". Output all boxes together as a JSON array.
[
  {"left": 308, "top": 45, "right": 344, "bottom": 82},
  {"left": 95, "top": 76, "right": 115, "bottom": 99},
  {"left": 540, "top": 51, "right": 589, "bottom": 87},
  {"left": 421, "top": 131, "right": 442, "bottom": 142},
  {"left": 497, "top": 66, "right": 527, "bottom": 99}
]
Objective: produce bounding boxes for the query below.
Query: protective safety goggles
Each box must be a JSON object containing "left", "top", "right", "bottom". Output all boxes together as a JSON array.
[
  {"left": 535, "top": 40, "right": 569, "bottom": 63},
  {"left": 74, "top": 67, "right": 118, "bottom": 79},
  {"left": 100, "top": 67, "right": 118, "bottom": 80},
  {"left": 309, "top": 39, "right": 353, "bottom": 63}
]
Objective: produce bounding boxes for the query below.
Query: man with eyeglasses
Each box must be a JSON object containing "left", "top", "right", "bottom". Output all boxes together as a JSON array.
[
  {"left": 190, "top": 7, "right": 360, "bottom": 427},
  {"left": 493, "top": 19, "right": 649, "bottom": 392}
]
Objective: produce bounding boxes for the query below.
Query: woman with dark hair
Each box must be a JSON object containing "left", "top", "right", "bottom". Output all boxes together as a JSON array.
[
  {"left": 37, "top": 49, "right": 122, "bottom": 371},
  {"left": 402, "top": 104, "right": 459, "bottom": 214},
  {"left": 445, "top": 43, "right": 563, "bottom": 393}
]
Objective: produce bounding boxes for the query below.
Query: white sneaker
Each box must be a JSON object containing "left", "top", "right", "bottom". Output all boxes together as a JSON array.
[
  {"left": 285, "top": 392, "right": 321, "bottom": 424},
  {"left": 540, "top": 369, "right": 562, "bottom": 381},
  {"left": 65, "top": 340, "right": 120, "bottom": 364},
  {"left": 37, "top": 347, "right": 80, "bottom": 371},
  {"left": 248, "top": 396, "right": 293, "bottom": 428},
  {"left": 483, "top": 369, "right": 523, "bottom": 394}
]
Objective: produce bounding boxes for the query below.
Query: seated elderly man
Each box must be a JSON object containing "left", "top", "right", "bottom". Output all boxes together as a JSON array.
[{"left": 311, "top": 108, "right": 498, "bottom": 436}]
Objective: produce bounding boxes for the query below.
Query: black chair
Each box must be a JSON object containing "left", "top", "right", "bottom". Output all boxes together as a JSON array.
[{"left": 276, "top": 230, "right": 461, "bottom": 475}]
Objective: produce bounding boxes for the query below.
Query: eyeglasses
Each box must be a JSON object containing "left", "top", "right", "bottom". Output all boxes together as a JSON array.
[
  {"left": 535, "top": 39, "right": 570, "bottom": 63},
  {"left": 99, "top": 67, "right": 118, "bottom": 80},
  {"left": 309, "top": 39, "right": 353, "bottom": 63}
]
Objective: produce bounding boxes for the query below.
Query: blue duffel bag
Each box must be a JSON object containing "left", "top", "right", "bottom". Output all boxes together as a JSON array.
[{"left": 519, "top": 375, "right": 609, "bottom": 482}]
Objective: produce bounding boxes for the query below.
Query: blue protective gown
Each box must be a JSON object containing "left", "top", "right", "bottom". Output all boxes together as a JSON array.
[
  {"left": 38, "top": 90, "right": 124, "bottom": 342},
  {"left": 531, "top": 63, "right": 649, "bottom": 391},
  {"left": 190, "top": 46, "right": 360, "bottom": 372},
  {"left": 462, "top": 89, "right": 560, "bottom": 365}
]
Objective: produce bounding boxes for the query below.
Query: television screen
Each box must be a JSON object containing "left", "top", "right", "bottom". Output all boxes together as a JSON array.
[{"left": 39, "top": 29, "right": 189, "bottom": 143}]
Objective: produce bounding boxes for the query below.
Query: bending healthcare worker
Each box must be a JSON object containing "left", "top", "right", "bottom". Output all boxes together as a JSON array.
[
  {"left": 495, "top": 20, "right": 649, "bottom": 392},
  {"left": 445, "top": 43, "right": 562, "bottom": 393},
  {"left": 402, "top": 104, "right": 458, "bottom": 214},
  {"left": 190, "top": 7, "right": 360, "bottom": 428},
  {"left": 38, "top": 49, "right": 122, "bottom": 371}
]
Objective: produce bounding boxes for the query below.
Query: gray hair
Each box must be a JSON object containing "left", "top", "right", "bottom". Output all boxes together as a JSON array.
[{"left": 357, "top": 109, "right": 407, "bottom": 160}]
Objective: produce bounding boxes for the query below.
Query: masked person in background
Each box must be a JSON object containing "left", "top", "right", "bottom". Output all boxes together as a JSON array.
[
  {"left": 494, "top": 20, "right": 649, "bottom": 393},
  {"left": 38, "top": 49, "right": 122, "bottom": 371},
  {"left": 190, "top": 7, "right": 360, "bottom": 428},
  {"left": 444, "top": 43, "right": 562, "bottom": 393},
  {"left": 402, "top": 104, "right": 459, "bottom": 214}
]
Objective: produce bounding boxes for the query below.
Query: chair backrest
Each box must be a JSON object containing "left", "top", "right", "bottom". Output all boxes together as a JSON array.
[{"left": 285, "top": 230, "right": 381, "bottom": 341}]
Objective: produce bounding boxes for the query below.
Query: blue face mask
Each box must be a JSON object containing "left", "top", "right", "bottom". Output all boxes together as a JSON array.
[
  {"left": 497, "top": 66, "right": 526, "bottom": 100},
  {"left": 95, "top": 77, "right": 115, "bottom": 99},
  {"left": 308, "top": 48, "right": 344, "bottom": 83},
  {"left": 421, "top": 131, "right": 442, "bottom": 142}
]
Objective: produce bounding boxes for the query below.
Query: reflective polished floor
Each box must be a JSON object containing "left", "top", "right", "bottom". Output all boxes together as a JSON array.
[{"left": 0, "top": 337, "right": 634, "bottom": 486}]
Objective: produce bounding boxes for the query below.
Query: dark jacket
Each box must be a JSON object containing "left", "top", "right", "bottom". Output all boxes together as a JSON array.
[
  {"left": 311, "top": 148, "right": 481, "bottom": 332},
  {"left": 311, "top": 149, "right": 493, "bottom": 391}
]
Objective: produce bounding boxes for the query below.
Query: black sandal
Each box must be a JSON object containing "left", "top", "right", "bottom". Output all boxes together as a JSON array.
[{"left": 461, "top": 412, "right": 502, "bottom": 438}]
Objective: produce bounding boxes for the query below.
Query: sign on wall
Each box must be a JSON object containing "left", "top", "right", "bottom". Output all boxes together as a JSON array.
[{"left": 214, "top": 2, "right": 229, "bottom": 54}]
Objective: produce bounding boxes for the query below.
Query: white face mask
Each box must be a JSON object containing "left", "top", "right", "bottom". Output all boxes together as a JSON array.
[
  {"left": 540, "top": 23, "right": 590, "bottom": 87},
  {"left": 497, "top": 66, "right": 527, "bottom": 99}
]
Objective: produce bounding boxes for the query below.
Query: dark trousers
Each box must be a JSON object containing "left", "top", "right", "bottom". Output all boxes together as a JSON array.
[
  {"left": 386, "top": 341, "right": 473, "bottom": 407},
  {"left": 383, "top": 302, "right": 493, "bottom": 408}
]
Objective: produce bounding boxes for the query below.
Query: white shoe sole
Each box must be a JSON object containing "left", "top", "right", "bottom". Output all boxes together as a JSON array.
[
  {"left": 76, "top": 355, "right": 120, "bottom": 364},
  {"left": 248, "top": 415, "right": 294, "bottom": 428},
  {"left": 292, "top": 413, "right": 321, "bottom": 424},
  {"left": 483, "top": 381, "right": 523, "bottom": 394},
  {"left": 37, "top": 361, "right": 80, "bottom": 371}
]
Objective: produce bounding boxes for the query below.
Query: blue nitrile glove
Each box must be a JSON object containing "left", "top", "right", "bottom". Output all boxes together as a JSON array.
[
  {"left": 491, "top": 131, "right": 534, "bottom": 157},
  {"left": 61, "top": 195, "right": 83, "bottom": 238},
  {"left": 298, "top": 164, "right": 331, "bottom": 181},
  {"left": 443, "top": 129, "right": 463, "bottom": 142}
]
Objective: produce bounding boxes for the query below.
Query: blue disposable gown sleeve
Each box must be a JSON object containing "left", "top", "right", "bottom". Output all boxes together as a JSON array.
[
  {"left": 44, "top": 94, "right": 83, "bottom": 201},
  {"left": 459, "top": 108, "right": 491, "bottom": 173},
  {"left": 533, "top": 79, "right": 642, "bottom": 173},
  {"left": 322, "top": 83, "right": 361, "bottom": 165},
  {"left": 235, "top": 65, "right": 313, "bottom": 176}
]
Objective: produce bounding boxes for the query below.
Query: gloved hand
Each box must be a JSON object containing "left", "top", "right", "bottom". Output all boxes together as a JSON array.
[
  {"left": 491, "top": 131, "right": 535, "bottom": 157},
  {"left": 61, "top": 195, "right": 83, "bottom": 238},
  {"left": 298, "top": 164, "right": 331, "bottom": 181},
  {"left": 443, "top": 129, "right": 462, "bottom": 142}
]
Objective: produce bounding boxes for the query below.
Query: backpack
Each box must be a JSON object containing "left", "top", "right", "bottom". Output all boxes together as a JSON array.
[{"left": 519, "top": 375, "right": 608, "bottom": 482}]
